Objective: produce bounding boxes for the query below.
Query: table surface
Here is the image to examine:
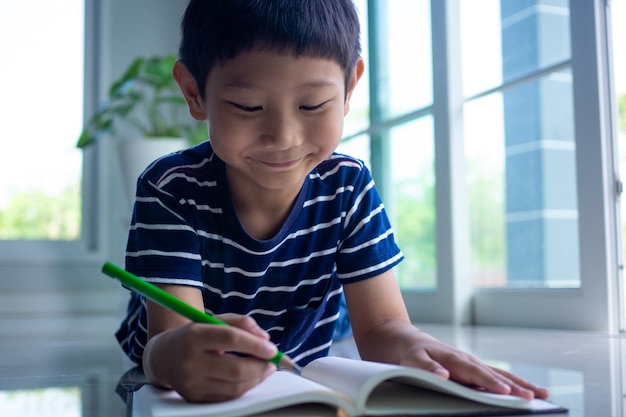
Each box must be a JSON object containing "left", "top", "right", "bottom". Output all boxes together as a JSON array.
[{"left": 0, "top": 324, "right": 622, "bottom": 416}]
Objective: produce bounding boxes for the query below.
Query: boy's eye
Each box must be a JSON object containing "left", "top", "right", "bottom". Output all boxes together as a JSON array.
[
  {"left": 231, "top": 102, "right": 262, "bottom": 112},
  {"left": 299, "top": 101, "right": 328, "bottom": 111}
]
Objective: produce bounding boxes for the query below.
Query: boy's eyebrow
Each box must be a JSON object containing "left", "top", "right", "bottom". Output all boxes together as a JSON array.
[
  {"left": 299, "top": 80, "right": 340, "bottom": 90},
  {"left": 221, "top": 80, "right": 339, "bottom": 90},
  {"left": 221, "top": 81, "right": 261, "bottom": 90}
]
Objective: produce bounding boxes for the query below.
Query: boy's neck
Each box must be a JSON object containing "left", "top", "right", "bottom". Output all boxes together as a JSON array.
[{"left": 227, "top": 175, "right": 305, "bottom": 241}]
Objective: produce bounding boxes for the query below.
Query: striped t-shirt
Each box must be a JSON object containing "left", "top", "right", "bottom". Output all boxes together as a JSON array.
[{"left": 116, "top": 141, "right": 403, "bottom": 366}]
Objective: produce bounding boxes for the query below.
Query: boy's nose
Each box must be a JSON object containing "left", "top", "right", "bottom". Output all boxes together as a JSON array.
[{"left": 261, "top": 112, "right": 302, "bottom": 150}]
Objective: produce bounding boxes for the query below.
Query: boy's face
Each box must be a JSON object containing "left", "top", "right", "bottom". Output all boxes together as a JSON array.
[{"left": 176, "top": 49, "right": 363, "bottom": 197}]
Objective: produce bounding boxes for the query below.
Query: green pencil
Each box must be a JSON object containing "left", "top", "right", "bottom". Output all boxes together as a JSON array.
[{"left": 102, "top": 261, "right": 301, "bottom": 374}]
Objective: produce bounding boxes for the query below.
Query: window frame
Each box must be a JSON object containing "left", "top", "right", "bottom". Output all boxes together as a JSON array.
[
  {"left": 1, "top": 0, "right": 621, "bottom": 334},
  {"left": 375, "top": 0, "right": 624, "bottom": 332},
  {"left": 0, "top": 0, "right": 124, "bottom": 328},
  {"left": 0, "top": 0, "right": 191, "bottom": 333},
  {"left": 0, "top": 0, "right": 106, "bottom": 265},
  {"left": 471, "top": 0, "right": 622, "bottom": 332}
]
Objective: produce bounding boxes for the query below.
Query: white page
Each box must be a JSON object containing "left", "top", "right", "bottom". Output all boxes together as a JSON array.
[
  {"left": 134, "top": 371, "right": 356, "bottom": 417},
  {"left": 301, "top": 357, "right": 549, "bottom": 412}
]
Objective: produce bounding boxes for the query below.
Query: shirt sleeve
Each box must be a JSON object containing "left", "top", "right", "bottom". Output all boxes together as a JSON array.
[
  {"left": 335, "top": 165, "right": 404, "bottom": 284},
  {"left": 124, "top": 158, "right": 204, "bottom": 288}
]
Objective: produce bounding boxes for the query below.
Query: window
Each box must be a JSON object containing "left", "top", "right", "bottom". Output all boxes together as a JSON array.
[
  {"left": 353, "top": 0, "right": 620, "bottom": 331},
  {"left": 388, "top": 117, "right": 436, "bottom": 288},
  {"left": 0, "top": 0, "right": 619, "bottom": 333},
  {"left": 0, "top": 0, "right": 115, "bottom": 334},
  {"left": 463, "top": 1, "right": 579, "bottom": 289},
  {"left": 339, "top": 0, "right": 436, "bottom": 290},
  {"left": 0, "top": 0, "right": 84, "bottom": 241}
]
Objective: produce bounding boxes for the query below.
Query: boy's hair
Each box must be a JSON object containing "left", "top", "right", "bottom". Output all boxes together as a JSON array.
[{"left": 179, "top": 0, "right": 361, "bottom": 98}]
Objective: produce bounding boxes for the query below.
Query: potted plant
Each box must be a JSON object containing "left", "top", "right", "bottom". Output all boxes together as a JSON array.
[{"left": 77, "top": 55, "right": 207, "bottom": 201}]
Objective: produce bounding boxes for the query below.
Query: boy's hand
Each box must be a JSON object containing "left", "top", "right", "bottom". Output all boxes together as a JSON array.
[
  {"left": 143, "top": 314, "right": 278, "bottom": 403},
  {"left": 398, "top": 331, "right": 550, "bottom": 401},
  {"left": 345, "top": 271, "right": 549, "bottom": 402}
]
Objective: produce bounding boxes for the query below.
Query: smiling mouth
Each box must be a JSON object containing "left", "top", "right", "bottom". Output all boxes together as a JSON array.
[{"left": 260, "top": 159, "right": 301, "bottom": 169}]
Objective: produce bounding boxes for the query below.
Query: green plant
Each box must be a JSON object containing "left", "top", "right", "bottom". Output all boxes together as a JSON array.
[{"left": 76, "top": 55, "right": 206, "bottom": 148}]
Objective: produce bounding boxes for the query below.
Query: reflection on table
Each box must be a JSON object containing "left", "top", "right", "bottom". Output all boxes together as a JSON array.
[{"left": 0, "top": 324, "right": 623, "bottom": 416}]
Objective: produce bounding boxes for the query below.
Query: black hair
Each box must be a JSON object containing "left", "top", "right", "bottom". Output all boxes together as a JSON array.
[{"left": 179, "top": 0, "right": 361, "bottom": 98}]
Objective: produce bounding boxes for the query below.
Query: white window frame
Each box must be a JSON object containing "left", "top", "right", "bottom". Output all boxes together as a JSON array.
[
  {"left": 0, "top": 0, "right": 108, "bottom": 263},
  {"left": 1, "top": 0, "right": 621, "bottom": 334},
  {"left": 402, "top": 0, "right": 623, "bottom": 333},
  {"left": 0, "top": 0, "right": 117, "bottom": 328},
  {"left": 0, "top": 0, "right": 186, "bottom": 329}
]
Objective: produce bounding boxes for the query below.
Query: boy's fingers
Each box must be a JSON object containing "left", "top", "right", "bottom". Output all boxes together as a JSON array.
[
  {"left": 408, "top": 346, "right": 547, "bottom": 401},
  {"left": 178, "top": 355, "right": 275, "bottom": 403},
  {"left": 216, "top": 313, "right": 271, "bottom": 339},
  {"left": 190, "top": 323, "right": 278, "bottom": 360},
  {"left": 401, "top": 349, "right": 451, "bottom": 379},
  {"left": 169, "top": 323, "right": 278, "bottom": 403},
  {"left": 492, "top": 367, "right": 550, "bottom": 400},
  {"left": 443, "top": 359, "right": 521, "bottom": 398},
  {"left": 446, "top": 362, "right": 538, "bottom": 401}
]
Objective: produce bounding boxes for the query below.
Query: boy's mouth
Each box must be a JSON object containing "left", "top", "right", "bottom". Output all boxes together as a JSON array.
[{"left": 260, "top": 159, "right": 301, "bottom": 169}]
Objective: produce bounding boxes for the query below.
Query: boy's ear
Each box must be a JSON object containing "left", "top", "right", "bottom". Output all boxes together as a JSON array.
[
  {"left": 344, "top": 57, "right": 365, "bottom": 116},
  {"left": 173, "top": 60, "right": 207, "bottom": 121}
]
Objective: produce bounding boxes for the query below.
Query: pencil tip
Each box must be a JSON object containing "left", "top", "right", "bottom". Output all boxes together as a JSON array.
[
  {"left": 292, "top": 363, "right": 303, "bottom": 375},
  {"left": 280, "top": 355, "right": 302, "bottom": 375}
]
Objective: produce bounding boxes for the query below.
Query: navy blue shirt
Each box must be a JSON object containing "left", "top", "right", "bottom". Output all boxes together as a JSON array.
[{"left": 116, "top": 141, "right": 403, "bottom": 365}]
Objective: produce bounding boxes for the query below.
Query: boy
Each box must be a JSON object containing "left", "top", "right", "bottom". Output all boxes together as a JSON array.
[{"left": 116, "top": 0, "right": 549, "bottom": 403}]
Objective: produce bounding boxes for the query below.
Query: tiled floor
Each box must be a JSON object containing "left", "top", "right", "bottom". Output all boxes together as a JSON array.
[{"left": 0, "top": 323, "right": 622, "bottom": 416}]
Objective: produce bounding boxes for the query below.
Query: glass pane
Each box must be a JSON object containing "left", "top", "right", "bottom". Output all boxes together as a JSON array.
[
  {"left": 460, "top": 0, "right": 503, "bottom": 97},
  {"left": 464, "top": 94, "right": 507, "bottom": 286},
  {"left": 0, "top": 1, "right": 84, "bottom": 240},
  {"left": 461, "top": 0, "right": 571, "bottom": 97},
  {"left": 376, "top": 0, "right": 432, "bottom": 118},
  {"left": 465, "top": 71, "right": 580, "bottom": 288},
  {"left": 387, "top": 117, "right": 436, "bottom": 289},
  {"left": 343, "top": 0, "right": 370, "bottom": 138}
]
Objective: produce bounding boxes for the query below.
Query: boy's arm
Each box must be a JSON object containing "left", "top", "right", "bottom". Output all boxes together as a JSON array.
[
  {"left": 343, "top": 270, "right": 549, "bottom": 401},
  {"left": 142, "top": 284, "right": 278, "bottom": 403}
]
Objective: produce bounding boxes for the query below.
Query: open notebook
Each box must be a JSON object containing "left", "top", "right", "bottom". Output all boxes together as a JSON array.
[{"left": 133, "top": 356, "right": 567, "bottom": 417}]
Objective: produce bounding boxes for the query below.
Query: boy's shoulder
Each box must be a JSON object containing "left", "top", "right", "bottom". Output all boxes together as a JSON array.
[
  {"left": 139, "top": 141, "right": 220, "bottom": 187},
  {"left": 313, "top": 152, "right": 367, "bottom": 176},
  {"left": 306, "top": 153, "right": 373, "bottom": 196}
]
